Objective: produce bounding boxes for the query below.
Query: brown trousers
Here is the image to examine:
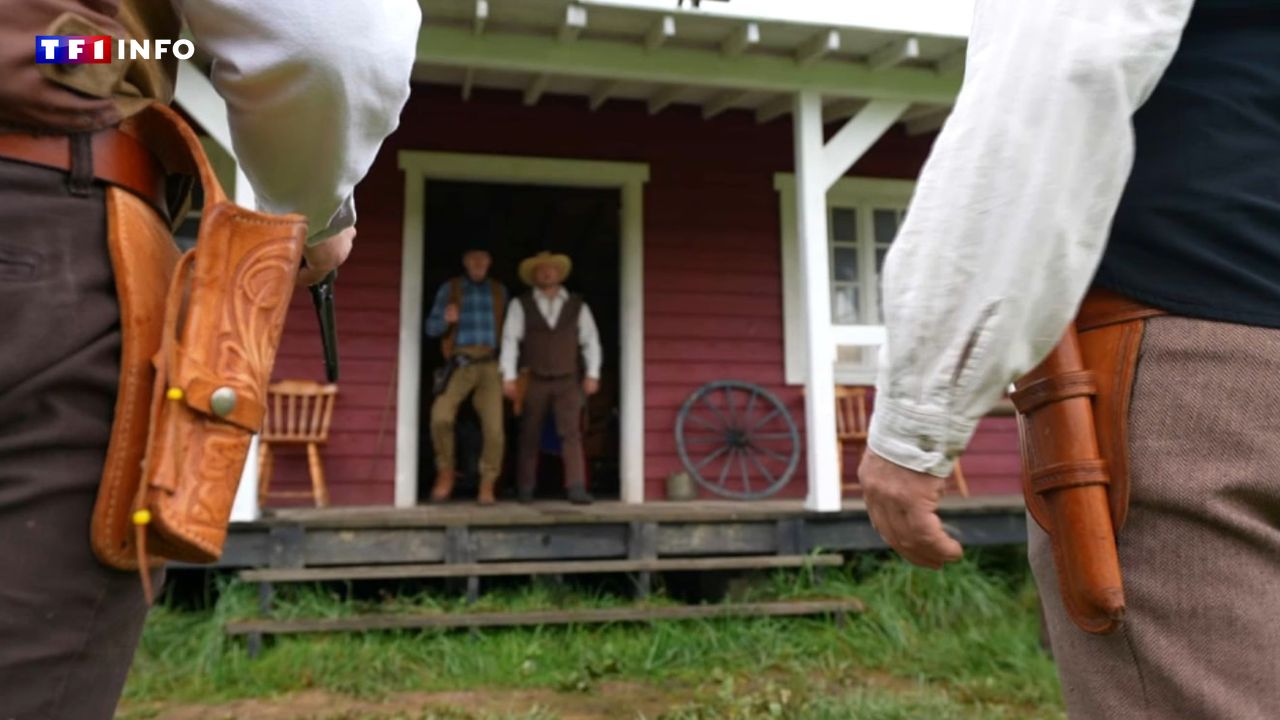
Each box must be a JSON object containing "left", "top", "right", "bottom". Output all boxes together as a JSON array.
[
  {"left": 517, "top": 376, "right": 585, "bottom": 493},
  {"left": 1032, "top": 315, "right": 1280, "bottom": 719},
  {"left": 0, "top": 158, "right": 150, "bottom": 717},
  {"left": 430, "top": 350, "right": 504, "bottom": 482}
]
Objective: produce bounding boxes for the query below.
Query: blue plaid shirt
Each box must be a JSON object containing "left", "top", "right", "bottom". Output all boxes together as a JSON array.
[{"left": 425, "top": 277, "right": 506, "bottom": 349}]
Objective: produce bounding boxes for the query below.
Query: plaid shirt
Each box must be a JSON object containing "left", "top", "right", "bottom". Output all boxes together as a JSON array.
[{"left": 425, "top": 277, "right": 506, "bottom": 349}]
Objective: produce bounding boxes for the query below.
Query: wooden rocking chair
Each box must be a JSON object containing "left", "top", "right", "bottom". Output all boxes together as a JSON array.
[
  {"left": 836, "top": 386, "right": 969, "bottom": 497},
  {"left": 258, "top": 380, "right": 338, "bottom": 508}
]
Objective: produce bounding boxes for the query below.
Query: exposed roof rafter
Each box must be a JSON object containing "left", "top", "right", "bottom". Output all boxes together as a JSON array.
[
  {"left": 645, "top": 15, "right": 676, "bottom": 51},
  {"left": 868, "top": 37, "right": 921, "bottom": 71},
  {"left": 703, "top": 90, "right": 751, "bottom": 120},
  {"left": 721, "top": 22, "right": 760, "bottom": 57},
  {"left": 524, "top": 73, "right": 551, "bottom": 105},
  {"left": 648, "top": 85, "right": 682, "bottom": 115},
  {"left": 796, "top": 29, "right": 840, "bottom": 67}
]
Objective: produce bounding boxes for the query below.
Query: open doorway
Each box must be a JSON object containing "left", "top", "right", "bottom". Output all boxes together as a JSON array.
[{"left": 417, "top": 181, "right": 621, "bottom": 503}]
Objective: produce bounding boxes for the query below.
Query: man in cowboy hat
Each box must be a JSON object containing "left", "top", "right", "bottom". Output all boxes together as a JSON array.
[
  {"left": 501, "top": 251, "right": 602, "bottom": 504},
  {"left": 425, "top": 239, "right": 508, "bottom": 504}
]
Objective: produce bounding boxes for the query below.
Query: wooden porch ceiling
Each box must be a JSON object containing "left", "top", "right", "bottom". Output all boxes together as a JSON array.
[{"left": 414, "top": 0, "right": 963, "bottom": 133}]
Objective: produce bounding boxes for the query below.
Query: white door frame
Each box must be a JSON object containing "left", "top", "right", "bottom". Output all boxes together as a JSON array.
[{"left": 396, "top": 151, "right": 650, "bottom": 507}]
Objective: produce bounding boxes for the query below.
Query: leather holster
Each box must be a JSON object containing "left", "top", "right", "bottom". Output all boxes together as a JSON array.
[
  {"left": 1012, "top": 288, "right": 1165, "bottom": 634},
  {"left": 90, "top": 104, "right": 306, "bottom": 578}
]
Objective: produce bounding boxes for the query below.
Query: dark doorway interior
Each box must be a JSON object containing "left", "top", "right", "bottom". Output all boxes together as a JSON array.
[{"left": 418, "top": 181, "right": 621, "bottom": 503}]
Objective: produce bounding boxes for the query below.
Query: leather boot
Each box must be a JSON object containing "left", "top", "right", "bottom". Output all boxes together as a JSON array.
[
  {"left": 477, "top": 476, "right": 497, "bottom": 506},
  {"left": 567, "top": 483, "right": 593, "bottom": 505},
  {"left": 430, "top": 470, "right": 456, "bottom": 502}
]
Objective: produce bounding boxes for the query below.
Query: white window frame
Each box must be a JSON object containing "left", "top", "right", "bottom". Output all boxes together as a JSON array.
[{"left": 775, "top": 174, "right": 915, "bottom": 386}]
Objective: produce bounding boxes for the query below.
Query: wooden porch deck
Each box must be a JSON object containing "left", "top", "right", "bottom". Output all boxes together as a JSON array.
[{"left": 214, "top": 495, "right": 1027, "bottom": 569}]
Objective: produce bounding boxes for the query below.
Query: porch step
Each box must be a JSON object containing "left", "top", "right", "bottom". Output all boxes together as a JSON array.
[
  {"left": 224, "top": 597, "right": 864, "bottom": 637},
  {"left": 239, "top": 553, "right": 843, "bottom": 584}
]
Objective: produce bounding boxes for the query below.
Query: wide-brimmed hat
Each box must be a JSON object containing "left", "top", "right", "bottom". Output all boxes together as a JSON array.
[{"left": 518, "top": 251, "right": 572, "bottom": 286}]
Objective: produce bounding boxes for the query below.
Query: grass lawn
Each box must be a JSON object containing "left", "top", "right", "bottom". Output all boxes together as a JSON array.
[{"left": 118, "top": 549, "right": 1063, "bottom": 720}]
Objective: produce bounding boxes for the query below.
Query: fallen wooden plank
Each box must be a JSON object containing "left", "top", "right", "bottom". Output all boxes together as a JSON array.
[
  {"left": 224, "top": 598, "right": 864, "bottom": 636},
  {"left": 239, "top": 553, "right": 844, "bottom": 583}
]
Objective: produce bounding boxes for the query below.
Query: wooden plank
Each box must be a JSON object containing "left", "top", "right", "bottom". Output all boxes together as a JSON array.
[
  {"left": 657, "top": 521, "right": 777, "bottom": 556},
  {"left": 240, "top": 554, "right": 843, "bottom": 583},
  {"left": 302, "top": 529, "right": 447, "bottom": 566},
  {"left": 470, "top": 524, "right": 629, "bottom": 561},
  {"left": 224, "top": 598, "right": 865, "bottom": 636}
]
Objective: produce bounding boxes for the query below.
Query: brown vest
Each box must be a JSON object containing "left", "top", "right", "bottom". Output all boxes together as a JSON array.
[
  {"left": 1, "top": 0, "right": 179, "bottom": 133},
  {"left": 519, "top": 291, "right": 582, "bottom": 379}
]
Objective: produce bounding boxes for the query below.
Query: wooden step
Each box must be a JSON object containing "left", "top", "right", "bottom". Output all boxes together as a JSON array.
[
  {"left": 239, "top": 553, "right": 844, "bottom": 583},
  {"left": 224, "top": 598, "right": 864, "bottom": 636}
]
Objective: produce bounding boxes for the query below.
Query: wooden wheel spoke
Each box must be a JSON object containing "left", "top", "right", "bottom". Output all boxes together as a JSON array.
[
  {"left": 684, "top": 413, "right": 721, "bottom": 431},
  {"left": 695, "top": 444, "right": 732, "bottom": 470},
  {"left": 700, "top": 394, "right": 732, "bottom": 427},
  {"left": 750, "top": 442, "right": 789, "bottom": 465},
  {"left": 744, "top": 449, "right": 776, "bottom": 486},
  {"left": 717, "top": 448, "right": 737, "bottom": 485},
  {"left": 738, "top": 449, "right": 751, "bottom": 493},
  {"left": 749, "top": 407, "right": 782, "bottom": 431},
  {"left": 749, "top": 432, "right": 793, "bottom": 440}
]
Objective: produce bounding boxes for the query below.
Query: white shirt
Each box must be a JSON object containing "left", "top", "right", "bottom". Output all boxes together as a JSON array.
[
  {"left": 500, "top": 288, "right": 603, "bottom": 381},
  {"left": 868, "top": 0, "right": 1197, "bottom": 478},
  {"left": 174, "top": 0, "right": 420, "bottom": 243}
]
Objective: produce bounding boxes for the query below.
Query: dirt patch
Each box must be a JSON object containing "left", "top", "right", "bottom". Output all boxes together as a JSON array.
[{"left": 119, "top": 682, "right": 694, "bottom": 720}]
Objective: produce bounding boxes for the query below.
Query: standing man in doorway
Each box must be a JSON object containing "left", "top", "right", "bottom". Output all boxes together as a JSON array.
[
  {"left": 425, "top": 240, "right": 507, "bottom": 504},
  {"left": 501, "top": 251, "right": 602, "bottom": 504}
]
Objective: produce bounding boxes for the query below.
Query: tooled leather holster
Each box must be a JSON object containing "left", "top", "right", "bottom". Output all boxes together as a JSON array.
[
  {"left": 66, "top": 104, "right": 306, "bottom": 595},
  {"left": 1012, "top": 288, "right": 1166, "bottom": 634}
]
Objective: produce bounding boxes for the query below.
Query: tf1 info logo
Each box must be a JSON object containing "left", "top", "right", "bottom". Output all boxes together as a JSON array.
[{"left": 35, "top": 35, "right": 195, "bottom": 64}]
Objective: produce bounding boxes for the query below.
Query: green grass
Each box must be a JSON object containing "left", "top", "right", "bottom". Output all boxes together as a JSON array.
[{"left": 120, "top": 550, "right": 1062, "bottom": 719}]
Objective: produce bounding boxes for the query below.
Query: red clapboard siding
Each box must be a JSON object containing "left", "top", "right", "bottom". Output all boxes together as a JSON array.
[{"left": 262, "top": 84, "right": 1021, "bottom": 506}]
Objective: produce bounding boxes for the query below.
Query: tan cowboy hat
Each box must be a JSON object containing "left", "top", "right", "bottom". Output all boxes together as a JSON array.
[{"left": 518, "top": 251, "right": 572, "bottom": 286}]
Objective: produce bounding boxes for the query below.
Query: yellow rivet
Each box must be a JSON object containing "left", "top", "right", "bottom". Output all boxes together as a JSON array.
[
  {"left": 166, "top": 387, "right": 184, "bottom": 401},
  {"left": 132, "top": 509, "right": 152, "bottom": 526}
]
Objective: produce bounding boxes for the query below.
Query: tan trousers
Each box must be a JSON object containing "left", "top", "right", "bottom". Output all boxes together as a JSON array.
[
  {"left": 430, "top": 356, "right": 504, "bottom": 482},
  {"left": 1031, "top": 316, "right": 1280, "bottom": 719}
]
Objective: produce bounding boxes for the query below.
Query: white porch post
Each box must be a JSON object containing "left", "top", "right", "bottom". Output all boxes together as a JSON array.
[
  {"left": 230, "top": 167, "right": 263, "bottom": 522},
  {"left": 793, "top": 91, "right": 841, "bottom": 513},
  {"left": 793, "top": 92, "right": 908, "bottom": 512},
  {"left": 620, "top": 179, "right": 646, "bottom": 503}
]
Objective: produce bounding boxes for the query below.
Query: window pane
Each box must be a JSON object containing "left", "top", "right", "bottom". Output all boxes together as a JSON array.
[
  {"left": 875, "top": 246, "right": 890, "bottom": 275},
  {"left": 831, "top": 208, "right": 857, "bottom": 242},
  {"left": 836, "top": 345, "right": 870, "bottom": 366},
  {"left": 833, "top": 246, "right": 858, "bottom": 282},
  {"left": 873, "top": 208, "right": 899, "bottom": 245},
  {"left": 832, "top": 284, "right": 859, "bottom": 325}
]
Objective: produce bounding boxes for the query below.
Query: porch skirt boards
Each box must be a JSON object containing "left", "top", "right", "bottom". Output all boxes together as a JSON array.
[{"left": 1031, "top": 315, "right": 1280, "bottom": 720}]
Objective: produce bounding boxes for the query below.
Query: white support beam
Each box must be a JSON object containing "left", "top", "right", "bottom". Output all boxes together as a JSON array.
[
  {"left": 869, "top": 36, "right": 921, "bottom": 71},
  {"left": 755, "top": 95, "right": 792, "bottom": 124},
  {"left": 790, "top": 93, "right": 908, "bottom": 512},
  {"left": 702, "top": 90, "right": 750, "bottom": 120},
  {"left": 589, "top": 80, "right": 620, "bottom": 111},
  {"left": 792, "top": 90, "right": 841, "bottom": 514},
  {"left": 647, "top": 85, "right": 681, "bottom": 115},
  {"left": 473, "top": 0, "right": 489, "bottom": 35},
  {"left": 905, "top": 107, "right": 951, "bottom": 136},
  {"left": 820, "top": 99, "right": 909, "bottom": 189},
  {"left": 524, "top": 73, "right": 550, "bottom": 106},
  {"left": 721, "top": 22, "right": 759, "bottom": 57},
  {"left": 645, "top": 15, "right": 676, "bottom": 51},
  {"left": 416, "top": 25, "right": 963, "bottom": 105},
  {"left": 559, "top": 5, "right": 588, "bottom": 43},
  {"left": 936, "top": 48, "right": 966, "bottom": 76},
  {"left": 796, "top": 29, "right": 840, "bottom": 67},
  {"left": 461, "top": 67, "right": 476, "bottom": 100},
  {"left": 174, "top": 61, "right": 233, "bottom": 155}
]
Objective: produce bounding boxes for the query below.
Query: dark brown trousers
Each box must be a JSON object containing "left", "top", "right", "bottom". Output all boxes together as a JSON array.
[
  {"left": 517, "top": 376, "right": 585, "bottom": 493},
  {"left": 0, "top": 157, "right": 150, "bottom": 718}
]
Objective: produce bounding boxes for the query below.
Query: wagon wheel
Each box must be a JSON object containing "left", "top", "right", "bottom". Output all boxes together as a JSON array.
[{"left": 675, "top": 380, "right": 800, "bottom": 499}]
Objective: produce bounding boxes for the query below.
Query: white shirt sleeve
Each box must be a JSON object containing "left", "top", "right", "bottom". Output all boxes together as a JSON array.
[
  {"left": 868, "top": 0, "right": 1196, "bottom": 477},
  {"left": 174, "top": 0, "right": 420, "bottom": 244},
  {"left": 578, "top": 304, "right": 603, "bottom": 380},
  {"left": 500, "top": 298, "right": 525, "bottom": 382}
]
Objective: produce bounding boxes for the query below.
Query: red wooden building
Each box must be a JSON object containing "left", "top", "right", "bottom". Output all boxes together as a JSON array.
[{"left": 177, "top": 0, "right": 1017, "bottom": 528}]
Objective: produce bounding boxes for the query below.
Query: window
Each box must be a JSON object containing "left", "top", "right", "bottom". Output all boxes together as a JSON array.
[{"left": 775, "top": 175, "right": 915, "bottom": 386}]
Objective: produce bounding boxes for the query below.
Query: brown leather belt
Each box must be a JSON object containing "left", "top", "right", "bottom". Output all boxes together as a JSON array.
[
  {"left": 1077, "top": 287, "right": 1168, "bottom": 331},
  {"left": 0, "top": 127, "right": 167, "bottom": 214}
]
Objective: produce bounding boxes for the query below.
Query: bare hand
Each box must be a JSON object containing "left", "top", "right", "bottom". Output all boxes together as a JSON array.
[
  {"left": 859, "top": 449, "right": 963, "bottom": 570},
  {"left": 583, "top": 378, "right": 600, "bottom": 396},
  {"left": 443, "top": 304, "right": 460, "bottom": 324},
  {"left": 298, "top": 226, "right": 355, "bottom": 287},
  {"left": 503, "top": 380, "right": 519, "bottom": 400}
]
